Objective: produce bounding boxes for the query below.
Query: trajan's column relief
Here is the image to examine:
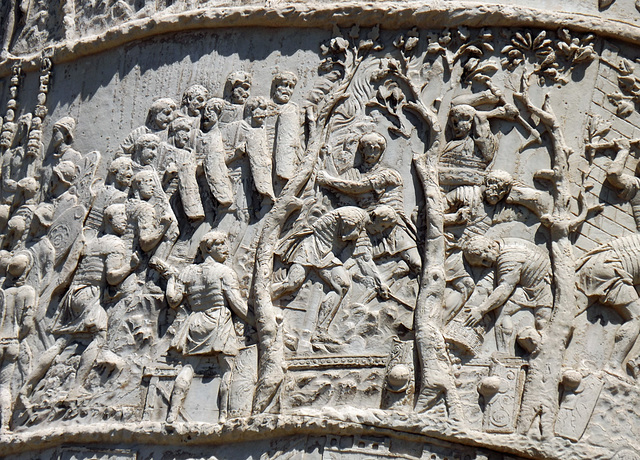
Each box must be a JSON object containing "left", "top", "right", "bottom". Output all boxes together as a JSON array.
[{"left": 5, "top": 1, "right": 640, "bottom": 459}]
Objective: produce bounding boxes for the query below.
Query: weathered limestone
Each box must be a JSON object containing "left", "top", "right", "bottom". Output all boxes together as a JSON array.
[{"left": 4, "top": 2, "right": 640, "bottom": 459}]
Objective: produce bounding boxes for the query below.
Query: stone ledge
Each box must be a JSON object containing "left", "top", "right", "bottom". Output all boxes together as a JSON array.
[
  {"left": 0, "top": 409, "right": 611, "bottom": 459},
  {"left": 2, "top": 1, "right": 640, "bottom": 77}
]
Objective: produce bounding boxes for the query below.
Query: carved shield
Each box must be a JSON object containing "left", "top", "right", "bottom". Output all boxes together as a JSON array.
[{"left": 48, "top": 205, "right": 86, "bottom": 265}]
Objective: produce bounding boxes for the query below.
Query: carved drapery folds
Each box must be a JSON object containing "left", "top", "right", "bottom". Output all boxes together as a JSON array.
[{"left": 4, "top": 14, "right": 640, "bottom": 460}]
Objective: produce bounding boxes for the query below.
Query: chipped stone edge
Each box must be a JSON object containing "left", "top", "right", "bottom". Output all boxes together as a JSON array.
[{"left": 1, "top": 1, "right": 640, "bottom": 77}]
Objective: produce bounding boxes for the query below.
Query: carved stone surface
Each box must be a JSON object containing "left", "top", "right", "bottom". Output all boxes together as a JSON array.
[{"left": 5, "top": 1, "right": 640, "bottom": 459}]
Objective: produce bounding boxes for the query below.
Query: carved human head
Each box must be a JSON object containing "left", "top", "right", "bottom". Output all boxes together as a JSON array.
[
  {"left": 7, "top": 214, "right": 27, "bottom": 240},
  {"left": 226, "top": 71, "right": 252, "bottom": 105},
  {"left": 134, "top": 133, "right": 161, "bottom": 166},
  {"left": 168, "top": 117, "right": 192, "bottom": 149},
  {"left": 272, "top": 71, "right": 298, "bottom": 105},
  {"left": 147, "top": 98, "right": 178, "bottom": 130},
  {"left": 133, "top": 169, "right": 156, "bottom": 200},
  {"left": 244, "top": 96, "right": 269, "bottom": 128},
  {"left": 449, "top": 104, "right": 475, "bottom": 139},
  {"left": 339, "top": 208, "right": 367, "bottom": 241},
  {"left": 104, "top": 203, "right": 128, "bottom": 236},
  {"left": 202, "top": 98, "right": 225, "bottom": 131},
  {"left": 7, "top": 251, "right": 33, "bottom": 279},
  {"left": 462, "top": 236, "right": 499, "bottom": 268},
  {"left": 368, "top": 205, "right": 397, "bottom": 234},
  {"left": 200, "top": 230, "right": 229, "bottom": 263},
  {"left": 53, "top": 160, "right": 79, "bottom": 187},
  {"left": 18, "top": 177, "right": 40, "bottom": 201},
  {"left": 181, "top": 85, "right": 209, "bottom": 118},
  {"left": 109, "top": 156, "right": 134, "bottom": 189},
  {"left": 52, "top": 116, "right": 76, "bottom": 146},
  {"left": 33, "top": 203, "right": 54, "bottom": 231},
  {"left": 484, "top": 170, "right": 513, "bottom": 205},
  {"left": 358, "top": 132, "right": 387, "bottom": 166}
]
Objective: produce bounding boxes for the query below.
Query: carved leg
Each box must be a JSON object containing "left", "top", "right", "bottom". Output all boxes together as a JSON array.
[
  {"left": 69, "top": 330, "right": 107, "bottom": 397},
  {"left": 609, "top": 320, "right": 640, "bottom": 376},
  {"left": 495, "top": 315, "right": 515, "bottom": 354},
  {"left": 0, "top": 343, "right": 18, "bottom": 431},
  {"left": 517, "top": 400, "right": 541, "bottom": 436},
  {"left": 166, "top": 364, "right": 194, "bottom": 424},
  {"left": 218, "top": 354, "right": 234, "bottom": 423},
  {"left": 19, "top": 336, "right": 69, "bottom": 401},
  {"left": 609, "top": 302, "right": 640, "bottom": 377},
  {"left": 271, "top": 263, "right": 306, "bottom": 300},
  {"left": 316, "top": 266, "right": 351, "bottom": 333}
]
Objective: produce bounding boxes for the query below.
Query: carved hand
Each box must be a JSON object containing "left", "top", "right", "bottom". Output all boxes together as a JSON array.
[
  {"left": 503, "top": 103, "right": 520, "bottom": 120},
  {"left": 316, "top": 170, "right": 330, "bottom": 185},
  {"left": 456, "top": 206, "right": 471, "bottom": 223},
  {"left": 165, "top": 162, "right": 179, "bottom": 175},
  {"left": 614, "top": 137, "right": 631, "bottom": 151},
  {"left": 160, "top": 213, "right": 173, "bottom": 226},
  {"left": 377, "top": 282, "right": 391, "bottom": 300},
  {"left": 464, "top": 307, "right": 484, "bottom": 327}
]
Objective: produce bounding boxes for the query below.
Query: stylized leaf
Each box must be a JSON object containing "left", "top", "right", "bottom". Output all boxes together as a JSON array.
[{"left": 533, "top": 31, "right": 547, "bottom": 49}]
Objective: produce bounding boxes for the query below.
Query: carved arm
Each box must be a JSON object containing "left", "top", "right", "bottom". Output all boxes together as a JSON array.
[
  {"left": 316, "top": 170, "right": 372, "bottom": 194},
  {"left": 465, "top": 269, "right": 519, "bottom": 326},
  {"left": 166, "top": 274, "right": 185, "bottom": 309},
  {"left": 105, "top": 249, "right": 139, "bottom": 286},
  {"left": 222, "top": 270, "right": 252, "bottom": 324}
]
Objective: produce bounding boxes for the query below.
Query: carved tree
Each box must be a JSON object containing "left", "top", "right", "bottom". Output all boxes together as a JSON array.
[
  {"left": 497, "top": 27, "right": 598, "bottom": 436},
  {"left": 513, "top": 72, "right": 597, "bottom": 437},
  {"left": 252, "top": 28, "right": 380, "bottom": 412},
  {"left": 369, "top": 27, "right": 497, "bottom": 418}
]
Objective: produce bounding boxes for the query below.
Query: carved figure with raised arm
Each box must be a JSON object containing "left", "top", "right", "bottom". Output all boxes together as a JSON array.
[
  {"left": 274, "top": 205, "right": 389, "bottom": 336},
  {"left": 440, "top": 90, "right": 519, "bottom": 172}
]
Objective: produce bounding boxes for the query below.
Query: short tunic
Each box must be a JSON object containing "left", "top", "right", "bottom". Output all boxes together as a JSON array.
[
  {"left": 578, "top": 234, "right": 640, "bottom": 307},
  {"left": 170, "top": 263, "right": 240, "bottom": 356},
  {"left": 496, "top": 238, "right": 553, "bottom": 309}
]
